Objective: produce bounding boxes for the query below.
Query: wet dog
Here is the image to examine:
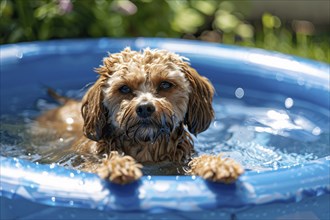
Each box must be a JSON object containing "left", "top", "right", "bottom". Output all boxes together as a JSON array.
[{"left": 37, "top": 48, "right": 243, "bottom": 184}]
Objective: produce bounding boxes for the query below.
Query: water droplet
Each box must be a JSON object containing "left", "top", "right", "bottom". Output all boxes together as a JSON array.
[
  {"left": 51, "top": 197, "right": 56, "bottom": 202},
  {"left": 65, "top": 117, "right": 74, "bottom": 124},
  {"left": 312, "top": 127, "right": 321, "bottom": 136},
  {"left": 213, "top": 120, "right": 224, "bottom": 130},
  {"left": 69, "top": 200, "right": 74, "bottom": 206},
  {"left": 70, "top": 172, "right": 75, "bottom": 178},
  {"left": 191, "top": 175, "right": 196, "bottom": 180},
  {"left": 235, "top": 87, "right": 244, "bottom": 99},
  {"left": 147, "top": 175, "right": 152, "bottom": 180},
  {"left": 59, "top": 138, "right": 64, "bottom": 142},
  {"left": 49, "top": 163, "right": 56, "bottom": 169},
  {"left": 284, "top": 97, "right": 294, "bottom": 109},
  {"left": 16, "top": 52, "right": 23, "bottom": 59}
]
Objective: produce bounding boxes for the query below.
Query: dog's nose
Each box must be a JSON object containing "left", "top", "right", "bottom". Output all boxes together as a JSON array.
[{"left": 136, "top": 103, "right": 155, "bottom": 118}]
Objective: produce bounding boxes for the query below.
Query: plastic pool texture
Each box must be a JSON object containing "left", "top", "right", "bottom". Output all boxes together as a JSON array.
[{"left": 1, "top": 38, "right": 329, "bottom": 220}]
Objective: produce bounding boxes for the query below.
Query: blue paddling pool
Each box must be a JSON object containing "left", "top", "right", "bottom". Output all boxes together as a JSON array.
[{"left": 1, "top": 38, "right": 329, "bottom": 219}]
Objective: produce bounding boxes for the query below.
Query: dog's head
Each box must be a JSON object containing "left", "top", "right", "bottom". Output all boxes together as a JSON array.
[{"left": 81, "top": 48, "right": 214, "bottom": 144}]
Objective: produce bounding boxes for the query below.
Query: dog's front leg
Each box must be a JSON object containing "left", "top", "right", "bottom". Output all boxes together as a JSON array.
[
  {"left": 97, "top": 151, "right": 143, "bottom": 184},
  {"left": 188, "top": 154, "right": 244, "bottom": 183}
]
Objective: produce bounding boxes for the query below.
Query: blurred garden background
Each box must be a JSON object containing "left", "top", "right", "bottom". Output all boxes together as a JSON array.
[{"left": 1, "top": 0, "right": 329, "bottom": 63}]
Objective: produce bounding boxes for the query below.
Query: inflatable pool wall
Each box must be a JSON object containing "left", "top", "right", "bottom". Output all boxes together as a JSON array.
[{"left": 1, "top": 38, "right": 329, "bottom": 220}]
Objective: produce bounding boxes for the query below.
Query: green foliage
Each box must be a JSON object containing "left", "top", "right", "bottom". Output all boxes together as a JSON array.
[{"left": 1, "top": 0, "right": 329, "bottom": 63}]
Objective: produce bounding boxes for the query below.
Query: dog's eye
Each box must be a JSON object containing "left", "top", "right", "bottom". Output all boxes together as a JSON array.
[
  {"left": 119, "top": 85, "right": 131, "bottom": 94},
  {"left": 159, "top": 81, "right": 173, "bottom": 90}
]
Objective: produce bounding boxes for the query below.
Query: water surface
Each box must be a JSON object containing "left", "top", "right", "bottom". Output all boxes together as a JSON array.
[{"left": 1, "top": 86, "right": 329, "bottom": 174}]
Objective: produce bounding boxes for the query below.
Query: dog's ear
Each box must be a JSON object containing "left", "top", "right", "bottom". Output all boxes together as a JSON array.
[
  {"left": 181, "top": 63, "right": 215, "bottom": 135},
  {"left": 81, "top": 77, "right": 109, "bottom": 141},
  {"left": 81, "top": 52, "right": 120, "bottom": 141}
]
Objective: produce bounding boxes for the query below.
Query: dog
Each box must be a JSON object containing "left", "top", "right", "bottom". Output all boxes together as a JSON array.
[{"left": 36, "top": 48, "right": 243, "bottom": 184}]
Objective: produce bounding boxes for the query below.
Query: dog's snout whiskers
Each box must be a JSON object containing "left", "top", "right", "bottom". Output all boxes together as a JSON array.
[{"left": 122, "top": 110, "right": 177, "bottom": 145}]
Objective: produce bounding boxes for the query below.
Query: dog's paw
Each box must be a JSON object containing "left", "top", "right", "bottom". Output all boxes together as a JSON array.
[
  {"left": 188, "top": 154, "right": 244, "bottom": 183},
  {"left": 97, "top": 151, "right": 143, "bottom": 184}
]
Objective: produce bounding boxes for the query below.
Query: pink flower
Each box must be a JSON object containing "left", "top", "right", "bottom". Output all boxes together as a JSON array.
[{"left": 58, "top": 0, "right": 73, "bottom": 14}]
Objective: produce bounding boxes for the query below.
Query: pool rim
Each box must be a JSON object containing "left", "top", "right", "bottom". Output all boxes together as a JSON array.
[{"left": 1, "top": 38, "right": 329, "bottom": 213}]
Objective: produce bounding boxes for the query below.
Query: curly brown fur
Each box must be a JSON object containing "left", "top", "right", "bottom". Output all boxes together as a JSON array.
[
  {"left": 74, "top": 48, "right": 214, "bottom": 164},
  {"left": 97, "top": 151, "right": 143, "bottom": 184},
  {"left": 188, "top": 154, "right": 244, "bottom": 183}
]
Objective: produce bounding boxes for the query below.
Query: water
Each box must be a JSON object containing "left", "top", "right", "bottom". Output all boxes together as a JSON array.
[
  {"left": 195, "top": 98, "right": 329, "bottom": 171},
  {"left": 0, "top": 87, "right": 329, "bottom": 174}
]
